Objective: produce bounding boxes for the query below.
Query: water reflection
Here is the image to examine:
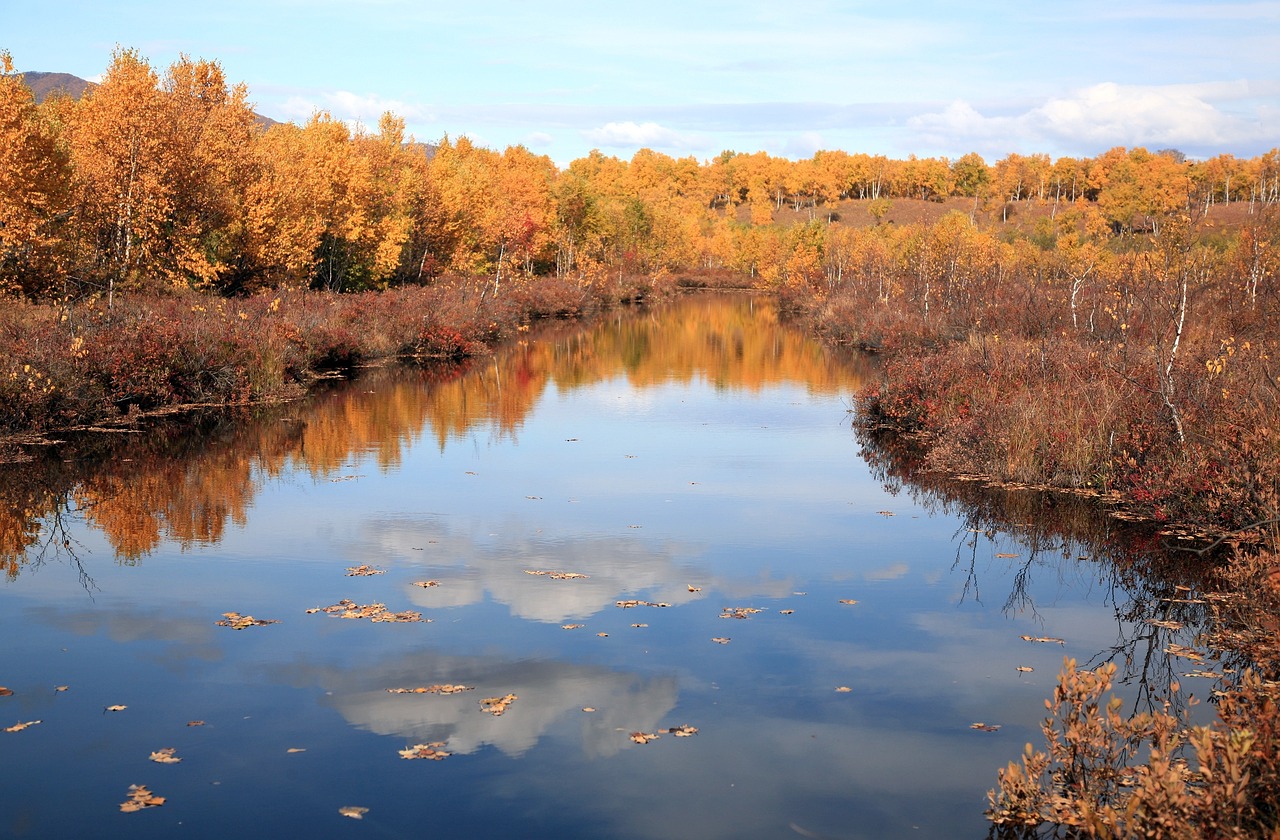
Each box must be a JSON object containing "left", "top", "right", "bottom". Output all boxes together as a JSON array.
[{"left": 2, "top": 293, "right": 874, "bottom": 572}]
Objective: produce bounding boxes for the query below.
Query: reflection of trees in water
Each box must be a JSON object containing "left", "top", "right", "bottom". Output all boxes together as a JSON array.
[
  {"left": 859, "top": 425, "right": 1220, "bottom": 712},
  {"left": 2, "top": 293, "right": 874, "bottom": 576}
]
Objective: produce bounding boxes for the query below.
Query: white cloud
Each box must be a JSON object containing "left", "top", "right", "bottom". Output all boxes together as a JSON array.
[
  {"left": 908, "top": 81, "right": 1278, "bottom": 156},
  {"left": 525, "top": 130, "right": 554, "bottom": 147},
  {"left": 581, "top": 121, "right": 695, "bottom": 149}
]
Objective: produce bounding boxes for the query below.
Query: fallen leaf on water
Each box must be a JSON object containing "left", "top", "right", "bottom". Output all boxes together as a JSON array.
[
  {"left": 616, "top": 600, "right": 671, "bottom": 609},
  {"left": 480, "top": 694, "right": 518, "bottom": 716},
  {"left": 1020, "top": 635, "right": 1065, "bottom": 645},
  {"left": 561, "top": 623, "right": 585, "bottom": 630},
  {"left": 970, "top": 722, "right": 1002, "bottom": 732},
  {"left": 3, "top": 720, "right": 40, "bottom": 733},
  {"left": 687, "top": 585, "right": 701, "bottom": 593},
  {"left": 149, "top": 748, "right": 181, "bottom": 764},
  {"left": 339, "top": 806, "right": 369, "bottom": 820},
  {"left": 837, "top": 599, "right": 859, "bottom": 606},
  {"left": 413, "top": 580, "right": 440, "bottom": 588},
  {"left": 630, "top": 623, "right": 648, "bottom": 628},
  {"left": 399, "top": 743, "right": 450, "bottom": 760},
  {"left": 310, "top": 600, "right": 426, "bottom": 623},
  {"left": 720, "top": 607, "right": 763, "bottom": 620},
  {"left": 0, "top": 687, "right": 12, "bottom": 697},
  {"left": 105, "top": 705, "right": 127, "bottom": 712},
  {"left": 287, "top": 748, "right": 306, "bottom": 753},
  {"left": 877, "top": 510, "right": 895, "bottom": 516},
  {"left": 711, "top": 637, "right": 731, "bottom": 644},
  {"left": 186, "top": 721, "right": 205, "bottom": 727},
  {"left": 1016, "top": 666, "right": 1034, "bottom": 673},
  {"left": 345, "top": 565, "right": 385, "bottom": 577},
  {"left": 1145, "top": 618, "right": 1184, "bottom": 630},
  {"left": 835, "top": 686, "right": 853, "bottom": 693},
  {"left": 525, "top": 570, "right": 588, "bottom": 580},
  {"left": 1183, "top": 670, "right": 1222, "bottom": 679},
  {"left": 582, "top": 707, "right": 596, "bottom": 713},
  {"left": 995, "top": 553, "right": 1021, "bottom": 558},
  {"left": 55, "top": 686, "right": 69, "bottom": 693},
  {"left": 596, "top": 632, "right": 609, "bottom": 637},
  {"left": 119, "top": 784, "right": 165, "bottom": 813},
  {"left": 386, "top": 684, "right": 473, "bottom": 695},
  {"left": 779, "top": 609, "right": 795, "bottom": 615},
  {"left": 525, "top": 496, "right": 542, "bottom": 500},
  {"left": 1166, "top": 644, "right": 1204, "bottom": 661},
  {"left": 215, "top": 612, "right": 279, "bottom": 630},
  {"left": 668, "top": 724, "right": 698, "bottom": 737},
  {"left": 630, "top": 731, "right": 661, "bottom": 744}
]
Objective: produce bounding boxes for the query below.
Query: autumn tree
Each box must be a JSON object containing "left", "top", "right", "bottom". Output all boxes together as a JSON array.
[{"left": 0, "top": 51, "right": 70, "bottom": 298}]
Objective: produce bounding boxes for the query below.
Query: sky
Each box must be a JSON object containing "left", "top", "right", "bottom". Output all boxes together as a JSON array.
[{"left": 6, "top": 0, "right": 1279, "bottom": 166}]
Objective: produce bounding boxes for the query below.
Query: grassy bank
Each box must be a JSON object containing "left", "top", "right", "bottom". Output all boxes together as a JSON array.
[{"left": 1, "top": 273, "right": 661, "bottom": 450}]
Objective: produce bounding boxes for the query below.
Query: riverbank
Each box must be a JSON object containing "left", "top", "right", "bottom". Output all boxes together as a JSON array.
[{"left": 0, "top": 273, "right": 666, "bottom": 461}]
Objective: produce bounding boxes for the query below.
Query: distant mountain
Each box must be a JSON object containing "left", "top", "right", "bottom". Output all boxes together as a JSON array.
[
  {"left": 18, "top": 70, "right": 281, "bottom": 129},
  {"left": 19, "top": 71, "right": 94, "bottom": 102}
]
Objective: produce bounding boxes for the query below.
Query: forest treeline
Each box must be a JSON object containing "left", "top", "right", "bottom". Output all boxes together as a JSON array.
[{"left": 3, "top": 48, "right": 1280, "bottom": 301}]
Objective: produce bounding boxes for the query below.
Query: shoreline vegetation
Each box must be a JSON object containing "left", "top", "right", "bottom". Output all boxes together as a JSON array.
[{"left": 3, "top": 47, "right": 1278, "bottom": 837}]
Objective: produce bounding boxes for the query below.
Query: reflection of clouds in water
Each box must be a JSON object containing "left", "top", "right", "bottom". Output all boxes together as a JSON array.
[
  {"left": 276, "top": 650, "right": 677, "bottom": 759},
  {"left": 349, "top": 517, "right": 794, "bottom": 622},
  {"left": 863, "top": 562, "right": 910, "bottom": 582},
  {"left": 515, "top": 714, "right": 1004, "bottom": 840},
  {"left": 30, "top": 603, "right": 224, "bottom": 669}
]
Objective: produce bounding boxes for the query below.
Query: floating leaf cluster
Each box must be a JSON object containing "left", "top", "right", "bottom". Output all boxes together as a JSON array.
[
  {"left": 345, "top": 565, "right": 385, "bottom": 577},
  {"left": 399, "top": 743, "right": 450, "bottom": 760},
  {"left": 480, "top": 694, "right": 518, "bottom": 716},
  {"left": 413, "top": 580, "right": 440, "bottom": 588},
  {"left": 630, "top": 724, "right": 698, "bottom": 744},
  {"left": 386, "top": 685, "right": 473, "bottom": 695},
  {"left": 307, "top": 600, "right": 425, "bottom": 623},
  {"left": 1020, "top": 635, "right": 1065, "bottom": 645},
  {"left": 149, "top": 747, "right": 181, "bottom": 764},
  {"left": 339, "top": 806, "right": 369, "bottom": 819},
  {"left": 720, "top": 607, "right": 763, "bottom": 619},
  {"left": 215, "top": 612, "right": 279, "bottom": 629},
  {"left": 525, "top": 570, "right": 589, "bottom": 580},
  {"left": 119, "top": 784, "right": 165, "bottom": 813},
  {"left": 616, "top": 599, "right": 670, "bottom": 609}
]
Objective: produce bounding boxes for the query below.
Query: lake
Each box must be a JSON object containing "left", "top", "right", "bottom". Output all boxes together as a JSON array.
[{"left": 0, "top": 292, "right": 1213, "bottom": 838}]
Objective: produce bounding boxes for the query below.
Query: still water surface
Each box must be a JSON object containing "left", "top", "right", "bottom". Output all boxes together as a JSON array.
[{"left": 0, "top": 293, "right": 1205, "bottom": 838}]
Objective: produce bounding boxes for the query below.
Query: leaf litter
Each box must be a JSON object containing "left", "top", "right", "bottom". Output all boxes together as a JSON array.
[
  {"left": 306, "top": 600, "right": 426, "bottom": 623},
  {"left": 480, "top": 694, "right": 518, "bottom": 716},
  {"left": 215, "top": 612, "right": 279, "bottom": 629},
  {"left": 149, "top": 748, "right": 181, "bottom": 764},
  {"left": 345, "top": 565, "right": 385, "bottom": 577},
  {"left": 119, "top": 784, "right": 165, "bottom": 813},
  {"left": 399, "top": 743, "right": 450, "bottom": 760},
  {"left": 386, "top": 684, "right": 473, "bottom": 695}
]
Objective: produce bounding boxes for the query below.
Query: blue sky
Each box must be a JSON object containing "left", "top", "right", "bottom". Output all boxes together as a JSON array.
[{"left": 7, "top": 1, "right": 1279, "bottom": 165}]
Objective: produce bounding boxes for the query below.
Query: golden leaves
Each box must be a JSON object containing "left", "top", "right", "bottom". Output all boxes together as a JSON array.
[
  {"left": 4, "top": 720, "right": 40, "bottom": 733},
  {"left": 307, "top": 600, "right": 425, "bottom": 623},
  {"left": 413, "top": 580, "right": 440, "bottom": 588},
  {"left": 561, "top": 623, "right": 585, "bottom": 630},
  {"left": 525, "top": 570, "right": 588, "bottom": 580},
  {"left": 720, "top": 607, "right": 763, "bottom": 619},
  {"left": 480, "top": 694, "right": 518, "bottom": 716},
  {"left": 345, "top": 565, "right": 385, "bottom": 577},
  {"left": 616, "top": 600, "right": 671, "bottom": 609},
  {"left": 149, "top": 748, "right": 181, "bottom": 764},
  {"left": 386, "top": 685, "right": 473, "bottom": 695},
  {"left": 837, "top": 599, "right": 859, "bottom": 606},
  {"left": 105, "top": 705, "right": 128, "bottom": 712},
  {"left": 630, "top": 725, "right": 698, "bottom": 744},
  {"left": 339, "top": 806, "right": 369, "bottom": 819},
  {"left": 399, "top": 743, "right": 450, "bottom": 760},
  {"left": 711, "top": 637, "right": 731, "bottom": 645},
  {"left": 1016, "top": 666, "right": 1034, "bottom": 673},
  {"left": 119, "top": 784, "right": 165, "bottom": 813},
  {"left": 835, "top": 686, "right": 853, "bottom": 693},
  {"left": 0, "top": 687, "right": 12, "bottom": 697},
  {"left": 1020, "top": 635, "right": 1065, "bottom": 645},
  {"left": 215, "top": 612, "right": 279, "bottom": 629},
  {"left": 1165, "top": 644, "right": 1204, "bottom": 661}
]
